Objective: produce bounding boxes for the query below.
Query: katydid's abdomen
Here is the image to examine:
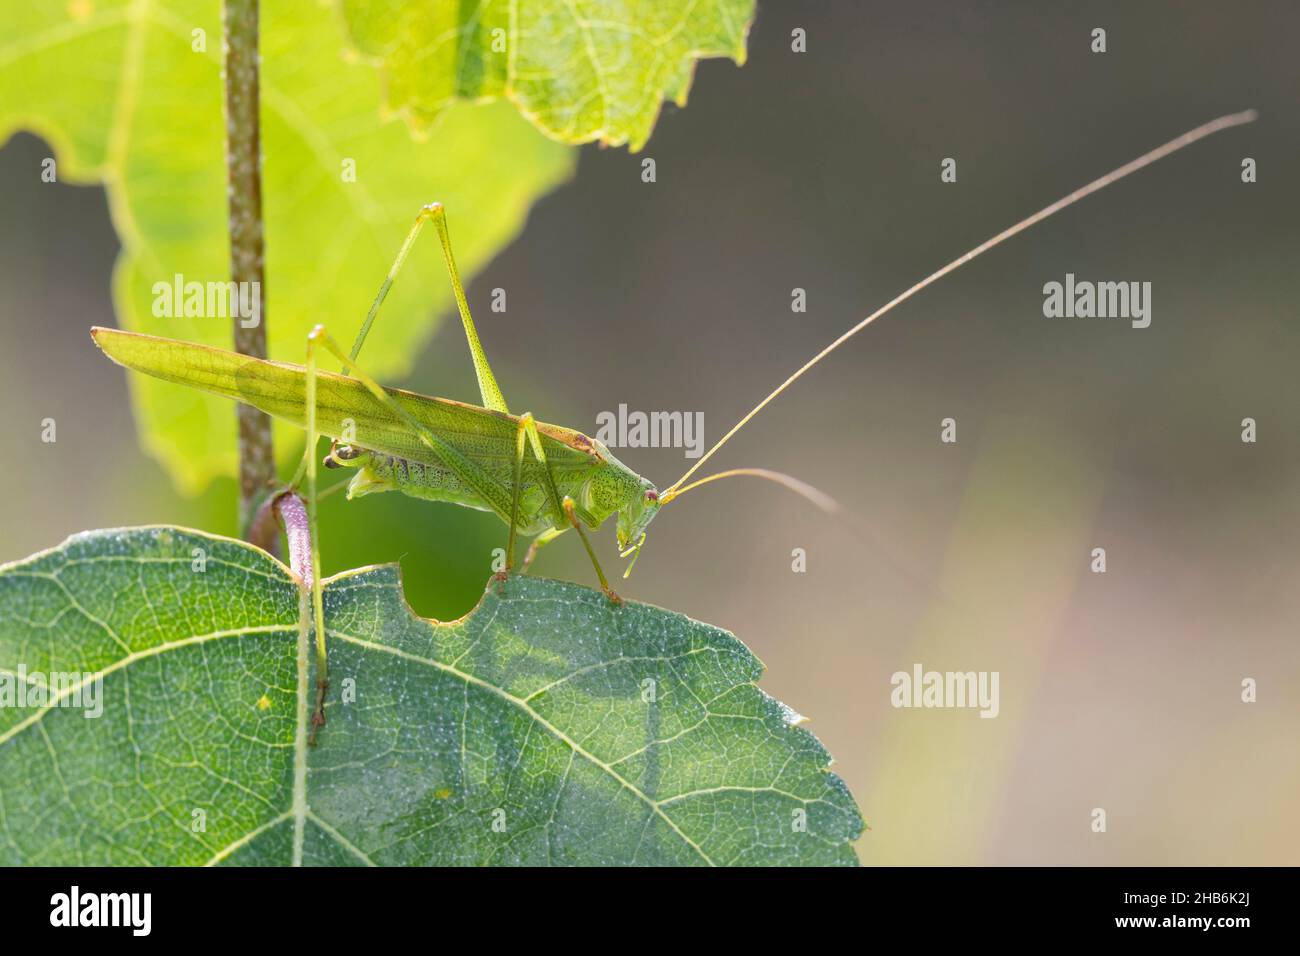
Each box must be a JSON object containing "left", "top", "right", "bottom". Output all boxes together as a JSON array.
[{"left": 339, "top": 449, "right": 567, "bottom": 537}]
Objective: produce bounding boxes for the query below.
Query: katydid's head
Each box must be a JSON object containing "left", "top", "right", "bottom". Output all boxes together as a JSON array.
[
  {"left": 616, "top": 481, "right": 661, "bottom": 574},
  {"left": 576, "top": 446, "right": 661, "bottom": 576},
  {"left": 589, "top": 422, "right": 843, "bottom": 578}
]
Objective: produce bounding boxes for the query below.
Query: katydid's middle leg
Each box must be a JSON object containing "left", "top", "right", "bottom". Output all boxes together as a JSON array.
[
  {"left": 491, "top": 412, "right": 532, "bottom": 594},
  {"left": 497, "top": 413, "right": 614, "bottom": 600},
  {"left": 523, "top": 528, "right": 566, "bottom": 572},
  {"left": 515, "top": 413, "right": 620, "bottom": 603},
  {"left": 504, "top": 414, "right": 531, "bottom": 570}
]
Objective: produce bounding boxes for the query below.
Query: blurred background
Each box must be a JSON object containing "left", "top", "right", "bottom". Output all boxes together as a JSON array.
[{"left": 2, "top": 1, "right": 1298, "bottom": 864}]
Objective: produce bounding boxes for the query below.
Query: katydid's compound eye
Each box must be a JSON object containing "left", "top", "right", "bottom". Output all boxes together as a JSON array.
[{"left": 645, "top": 490, "right": 658, "bottom": 502}]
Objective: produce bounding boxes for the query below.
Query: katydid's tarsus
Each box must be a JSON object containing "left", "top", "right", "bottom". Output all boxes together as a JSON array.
[{"left": 91, "top": 110, "right": 1256, "bottom": 731}]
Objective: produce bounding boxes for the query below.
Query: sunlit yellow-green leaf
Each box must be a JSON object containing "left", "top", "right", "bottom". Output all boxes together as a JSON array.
[
  {"left": 0, "top": 0, "right": 574, "bottom": 492},
  {"left": 339, "top": 0, "right": 756, "bottom": 150}
]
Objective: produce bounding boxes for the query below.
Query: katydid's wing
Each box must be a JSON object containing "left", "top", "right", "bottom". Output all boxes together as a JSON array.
[{"left": 90, "top": 328, "right": 600, "bottom": 470}]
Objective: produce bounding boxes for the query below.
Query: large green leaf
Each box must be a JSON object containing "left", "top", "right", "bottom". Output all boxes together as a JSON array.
[
  {"left": 0, "top": 528, "right": 863, "bottom": 865},
  {"left": 0, "top": 1, "right": 574, "bottom": 492},
  {"left": 339, "top": 0, "right": 755, "bottom": 150}
]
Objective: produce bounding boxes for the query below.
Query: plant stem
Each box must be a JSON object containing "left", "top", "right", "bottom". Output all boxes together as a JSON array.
[
  {"left": 223, "top": 0, "right": 274, "bottom": 532},
  {"left": 246, "top": 491, "right": 281, "bottom": 555}
]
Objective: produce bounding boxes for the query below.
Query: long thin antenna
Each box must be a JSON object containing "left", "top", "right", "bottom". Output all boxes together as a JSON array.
[
  {"left": 660, "top": 467, "right": 840, "bottom": 512},
  {"left": 666, "top": 109, "right": 1258, "bottom": 495}
]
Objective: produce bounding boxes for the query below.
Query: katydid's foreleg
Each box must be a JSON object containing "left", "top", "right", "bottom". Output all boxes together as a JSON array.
[
  {"left": 517, "top": 414, "right": 619, "bottom": 603},
  {"left": 523, "top": 528, "right": 567, "bottom": 572},
  {"left": 323, "top": 440, "right": 364, "bottom": 470},
  {"left": 346, "top": 203, "right": 510, "bottom": 414}
]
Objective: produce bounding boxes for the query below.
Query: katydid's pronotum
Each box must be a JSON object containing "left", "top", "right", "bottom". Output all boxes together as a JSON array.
[{"left": 92, "top": 109, "right": 1256, "bottom": 735}]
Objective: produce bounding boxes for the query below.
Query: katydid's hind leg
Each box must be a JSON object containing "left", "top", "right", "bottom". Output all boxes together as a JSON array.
[
  {"left": 345, "top": 202, "right": 510, "bottom": 415},
  {"left": 307, "top": 326, "right": 518, "bottom": 530},
  {"left": 344, "top": 209, "right": 433, "bottom": 374},
  {"left": 425, "top": 204, "right": 510, "bottom": 414},
  {"left": 523, "top": 527, "right": 566, "bottom": 573},
  {"left": 518, "top": 415, "right": 619, "bottom": 604}
]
